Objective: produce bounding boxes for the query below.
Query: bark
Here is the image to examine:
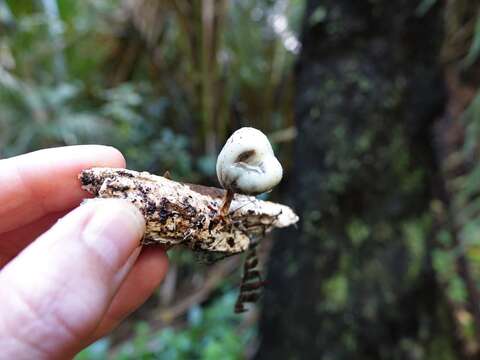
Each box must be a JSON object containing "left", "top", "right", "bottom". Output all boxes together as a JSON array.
[
  {"left": 257, "top": 1, "right": 453, "bottom": 359},
  {"left": 79, "top": 168, "right": 298, "bottom": 262}
]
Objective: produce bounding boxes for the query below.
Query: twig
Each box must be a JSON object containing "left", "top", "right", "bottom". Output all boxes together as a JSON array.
[
  {"left": 154, "top": 256, "right": 241, "bottom": 324},
  {"left": 79, "top": 168, "right": 298, "bottom": 258}
]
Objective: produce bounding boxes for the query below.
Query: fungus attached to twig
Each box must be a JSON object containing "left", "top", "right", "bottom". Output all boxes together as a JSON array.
[
  {"left": 216, "top": 127, "right": 283, "bottom": 217},
  {"left": 78, "top": 128, "right": 297, "bottom": 313},
  {"left": 79, "top": 167, "right": 297, "bottom": 255}
]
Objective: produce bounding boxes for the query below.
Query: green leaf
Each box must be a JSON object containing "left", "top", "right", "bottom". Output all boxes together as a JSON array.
[{"left": 463, "top": 15, "right": 480, "bottom": 68}]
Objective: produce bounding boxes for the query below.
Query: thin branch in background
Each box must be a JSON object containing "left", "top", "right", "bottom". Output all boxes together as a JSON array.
[
  {"left": 158, "top": 264, "right": 178, "bottom": 306},
  {"left": 268, "top": 126, "right": 297, "bottom": 144},
  {"left": 0, "top": 0, "right": 15, "bottom": 31},
  {"left": 201, "top": 0, "right": 216, "bottom": 156},
  {"left": 153, "top": 256, "right": 241, "bottom": 326},
  {"left": 39, "top": 0, "right": 67, "bottom": 80}
]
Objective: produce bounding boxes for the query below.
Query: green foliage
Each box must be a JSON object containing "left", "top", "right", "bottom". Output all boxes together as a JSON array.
[
  {"left": 0, "top": 1, "right": 304, "bottom": 358},
  {"left": 455, "top": 92, "right": 480, "bottom": 268},
  {"left": 463, "top": 13, "right": 480, "bottom": 68},
  {"left": 0, "top": 0, "right": 303, "bottom": 180},
  {"left": 432, "top": 49, "right": 480, "bottom": 350},
  {"left": 76, "top": 292, "right": 254, "bottom": 360}
]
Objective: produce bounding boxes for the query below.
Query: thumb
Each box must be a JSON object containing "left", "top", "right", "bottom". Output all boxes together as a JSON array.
[{"left": 0, "top": 199, "right": 145, "bottom": 359}]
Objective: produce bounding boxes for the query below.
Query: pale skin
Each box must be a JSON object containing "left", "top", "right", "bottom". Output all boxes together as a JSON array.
[{"left": 0, "top": 145, "right": 169, "bottom": 359}]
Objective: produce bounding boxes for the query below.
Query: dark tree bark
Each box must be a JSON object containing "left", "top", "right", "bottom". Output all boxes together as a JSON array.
[{"left": 256, "top": 1, "right": 455, "bottom": 359}]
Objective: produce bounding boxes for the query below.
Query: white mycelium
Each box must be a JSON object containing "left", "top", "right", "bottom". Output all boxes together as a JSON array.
[{"left": 216, "top": 127, "right": 283, "bottom": 196}]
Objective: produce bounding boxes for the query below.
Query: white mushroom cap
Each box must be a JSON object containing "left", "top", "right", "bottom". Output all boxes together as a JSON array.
[{"left": 216, "top": 127, "right": 283, "bottom": 195}]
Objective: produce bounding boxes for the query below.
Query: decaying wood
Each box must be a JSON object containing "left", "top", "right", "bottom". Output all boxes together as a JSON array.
[{"left": 79, "top": 168, "right": 298, "bottom": 259}]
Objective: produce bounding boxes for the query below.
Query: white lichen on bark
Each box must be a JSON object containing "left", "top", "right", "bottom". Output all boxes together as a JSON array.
[{"left": 79, "top": 168, "right": 298, "bottom": 258}]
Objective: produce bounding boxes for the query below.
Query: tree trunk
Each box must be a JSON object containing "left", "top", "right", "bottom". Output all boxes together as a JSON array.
[{"left": 257, "top": 1, "right": 456, "bottom": 359}]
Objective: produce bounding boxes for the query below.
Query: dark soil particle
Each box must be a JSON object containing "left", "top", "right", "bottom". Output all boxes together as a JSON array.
[
  {"left": 80, "top": 171, "right": 102, "bottom": 195},
  {"left": 145, "top": 200, "right": 156, "bottom": 215},
  {"left": 116, "top": 170, "right": 134, "bottom": 178}
]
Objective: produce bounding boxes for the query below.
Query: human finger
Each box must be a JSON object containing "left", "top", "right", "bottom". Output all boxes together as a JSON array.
[
  {"left": 0, "top": 210, "right": 69, "bottom": 268},
  {"left": 90, "top": 247, "right": 169, "bottom": 340},
  {"left": 0, "top": 199, "right": 144, "bottom": 359},
  {"left": 0, "top": 145, "right": 125, "bottom": 234}
]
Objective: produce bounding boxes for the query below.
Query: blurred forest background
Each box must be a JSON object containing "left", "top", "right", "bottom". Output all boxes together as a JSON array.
[{"left": 1, "top": 0, "right": 480, "bottom": 359}]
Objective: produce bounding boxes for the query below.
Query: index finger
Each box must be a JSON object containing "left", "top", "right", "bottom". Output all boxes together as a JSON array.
[{"left": 0, "top": 145, "right": 126, "bottom": 234}]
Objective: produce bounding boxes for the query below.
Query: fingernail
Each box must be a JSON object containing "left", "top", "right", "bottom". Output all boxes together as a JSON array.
[
  {"left": 82, "top": 199, "right": 145, "bottom": 270},
  {"left": 114, "top": 246, "right": 143, "bottom": 285}
]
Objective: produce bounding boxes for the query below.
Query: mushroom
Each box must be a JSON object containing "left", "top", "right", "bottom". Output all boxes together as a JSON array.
[{"left": 216, "top": 127, "right": 283, "bottom": 217}]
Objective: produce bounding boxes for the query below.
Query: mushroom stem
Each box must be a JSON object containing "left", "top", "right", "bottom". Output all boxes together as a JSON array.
[{"left": 220, "top": 189, "right": 235, "bottom": 217}]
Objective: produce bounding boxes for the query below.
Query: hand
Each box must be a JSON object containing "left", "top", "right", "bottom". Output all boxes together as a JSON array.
[{"left": 0, "top": 145, "right": 168, "bottom": 359}]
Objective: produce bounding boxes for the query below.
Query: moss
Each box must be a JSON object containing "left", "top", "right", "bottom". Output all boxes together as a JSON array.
[
  {"left": 321, "top": 274, "right": 349, "bottom": 311},
  {"left": 346, "top": 218, "right": 370, "bottom": 246}
]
